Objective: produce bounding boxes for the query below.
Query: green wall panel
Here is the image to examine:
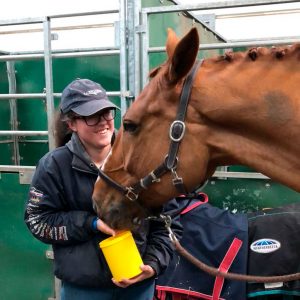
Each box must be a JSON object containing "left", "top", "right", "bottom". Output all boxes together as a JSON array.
[
  {"left": 0, "top": 173, "right": 53, "bottom": 300},
  {"left": 0, "top": 144, "right": 13, "bottom": 165},
  {"left": 52, "top": 56, "right": 120, "bottom": 93},
  {"left": 0, "top": 61, "right": 8, "bottom": 93},
  {"left": 203, "top": 178, "right": 300, "bottom": 212},
  {"left": 19, "top": 142, "right": 49, "bottom": 166}
]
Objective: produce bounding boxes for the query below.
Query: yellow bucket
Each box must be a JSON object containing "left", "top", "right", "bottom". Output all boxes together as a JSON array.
[{"left": 99, "top": 231, "right": 143, "bottom": 281}]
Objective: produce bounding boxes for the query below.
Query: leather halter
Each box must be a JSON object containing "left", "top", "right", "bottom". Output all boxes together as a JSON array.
[{"left": 98, "top": 60, "right": 203, "bottom": 203}]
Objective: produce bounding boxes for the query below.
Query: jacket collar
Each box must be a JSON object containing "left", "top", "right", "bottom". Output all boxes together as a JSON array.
[{"left": 66, "top": 133, "right": 99, "bottom": 174}]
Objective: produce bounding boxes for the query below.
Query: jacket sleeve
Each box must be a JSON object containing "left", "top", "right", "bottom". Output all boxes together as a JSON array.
[
  {"left": 142, "top": 198, "right": 183, "bottom": 276},
  {"left": 24, "top": 154, "right": 97, "bottom": 245}
]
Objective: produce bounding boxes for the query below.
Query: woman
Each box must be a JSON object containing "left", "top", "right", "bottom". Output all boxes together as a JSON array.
[{"left": 24, "top": 78, "right": 182, "bottom": 300}]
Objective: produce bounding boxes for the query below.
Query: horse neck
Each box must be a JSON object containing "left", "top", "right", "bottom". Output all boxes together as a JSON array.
[{"left": 193, "top": 55, "right": 300, "bottom": 192}]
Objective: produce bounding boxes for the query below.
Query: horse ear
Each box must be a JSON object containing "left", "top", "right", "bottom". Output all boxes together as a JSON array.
[
  {"left": 168, "top": 27, "right": 199, "bottom": 85},
  {"left": 166, "top": 28, "right": 180, "bottom": 58}
]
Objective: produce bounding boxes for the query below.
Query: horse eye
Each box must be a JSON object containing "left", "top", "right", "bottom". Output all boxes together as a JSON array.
[{"left": 123, "top": 121, "right": 138, "bottom": 133}]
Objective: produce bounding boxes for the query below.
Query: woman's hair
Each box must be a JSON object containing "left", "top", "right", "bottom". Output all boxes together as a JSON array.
[{"left": 53, "top": 110, "right": 75, "bottom": 147}]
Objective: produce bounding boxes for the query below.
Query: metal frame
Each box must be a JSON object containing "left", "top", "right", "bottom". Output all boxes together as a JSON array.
[{"left": 0, "top": 0, "right": 128, "bottom": 176}]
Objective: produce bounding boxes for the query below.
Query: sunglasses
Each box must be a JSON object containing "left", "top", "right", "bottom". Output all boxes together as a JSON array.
[{"left": 74, "top": 109, "right": 116, "bottom": 126}]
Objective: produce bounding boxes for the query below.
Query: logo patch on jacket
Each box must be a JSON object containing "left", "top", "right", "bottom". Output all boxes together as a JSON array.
[
  {"left": 29, "top": 187, "right": 44, "bottom": 203},
  {"left": 250, "top": 238, "right": 281, "bottom": 253}
]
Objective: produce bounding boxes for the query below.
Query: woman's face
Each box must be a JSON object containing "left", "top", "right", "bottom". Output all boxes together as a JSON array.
[{"left": 68, "top": 109, "right": 115, "bottom": 152}]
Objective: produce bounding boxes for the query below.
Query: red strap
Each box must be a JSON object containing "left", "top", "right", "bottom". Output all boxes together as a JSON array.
[
  {"left": 212, "top": 238, "right": 243, "bottom": 300},
  {"left": 156, "top": 289, "right": 166, "bottom": 300},
  {"left": 180, "top": 193, "right": 209, "bottom": 215},
  {"left": 155, "top": 286, "right": 225, "bottom": 300}
]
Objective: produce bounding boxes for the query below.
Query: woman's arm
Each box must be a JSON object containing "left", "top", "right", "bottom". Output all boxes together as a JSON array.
[{"left": 24, "top": 154, "right": 97, "bottom": 245}]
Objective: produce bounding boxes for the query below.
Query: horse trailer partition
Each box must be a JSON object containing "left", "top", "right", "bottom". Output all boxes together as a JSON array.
[{"left": 0, "top": 0, "right": 299, "bottom": 299}]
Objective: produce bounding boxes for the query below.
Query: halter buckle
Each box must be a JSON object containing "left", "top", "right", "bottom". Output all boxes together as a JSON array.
[
  {"left": 169, "top": 120, "right": 186, "bottom": 142},
  {"left": 125, "top": 187, "right": 139, "bottom": 202},
  {"left": 150, "top": 171, "right": 161, "bottom": 183}
]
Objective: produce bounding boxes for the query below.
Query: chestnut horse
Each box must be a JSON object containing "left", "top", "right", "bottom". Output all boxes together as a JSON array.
[{"left": 93, "top": 27, "right": 300, "bottom": 230}]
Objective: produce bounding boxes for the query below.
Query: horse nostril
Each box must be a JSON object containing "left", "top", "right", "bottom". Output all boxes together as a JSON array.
[{"left": 132, "top": 217, "right": 142, "bottom": 226}]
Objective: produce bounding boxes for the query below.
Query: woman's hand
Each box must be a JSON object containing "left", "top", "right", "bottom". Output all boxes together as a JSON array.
[
  {"left": 112, "top": 264, "right": 155, "bottom": 288},
  {"left": 96, "top": 218, "right": 116, "bottom": 236}
]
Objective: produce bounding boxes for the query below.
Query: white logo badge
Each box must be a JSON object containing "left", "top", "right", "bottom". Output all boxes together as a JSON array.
[
  {"left": 84, "top": 89, "right": 103, "bottom": 96},
  {"left": 250, "top": 238, "right": 281, "bottom": 254}
]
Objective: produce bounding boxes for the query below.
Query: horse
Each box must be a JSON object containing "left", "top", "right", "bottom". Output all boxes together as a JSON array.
[{"left": 92, "top": 27, "right": 300, "bottom": 230}]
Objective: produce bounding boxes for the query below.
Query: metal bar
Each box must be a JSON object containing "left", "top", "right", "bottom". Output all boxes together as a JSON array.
[
  {"left": 0, "top": 23, "right": 115, "bottom": 35},
  {"left": 142, "top": 0, "right": 300, "bottom": 14},
  {"left": 0, "top": 165, "right": 35, "bottom": 172},
  {"left": 119, "top": 0, "right": 128, "bottom": 116},
  {"left": 12, "top": 46, "right": 119, "bottom": 55},
  {"left": 0, "top": 91, "right": 122, "bottom": 100},
  {"left": 0, "top": 50, "right": 121, "bottom": 62},
  {"left": 229, "top": 35, "right": 300, "bottom": 42},
  {"left": 134, "top": 0, "right": 142, "bottom": 98},
  {"left": 0, "top": 131, "right": 48, "bottom": 136},
  {"left": 43, "top": 18, "right": 55, "bottom": 151},
  {"left": 6, "top": 61, "right": 20, "bottom": 165},
  {"left": 0, "top": 11, "right": 119, "bottom": 27},
  {"left": 0, "top": 139, "right": 13, "bottom": 143},
  {"left": 0, "top": 17, "right": 46, "bottom": 26},
  {"left": 218, "top": 8, "right": 300, "bottom": 19},
  {"left": 18, "top": 139, "right": 48, "bottom": 143},
  {"left": 0, "top": 93, "right": 59, "bottom": 99},
  {"left": 141, "top": 12, "right": 149, "bottom": 89},
  {"left": 49, "top": 9, "right": 119, "bottom": 19},
  {"left": 213, "top": 171, "right": 270, "bottom": 179},
  {"left": 127, "top": 0, "right": 135, "bottom": 99}
]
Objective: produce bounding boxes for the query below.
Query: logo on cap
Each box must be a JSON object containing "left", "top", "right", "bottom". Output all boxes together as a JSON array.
[{"left": 83, "top": 89, "right": 103, "bottom": 96}]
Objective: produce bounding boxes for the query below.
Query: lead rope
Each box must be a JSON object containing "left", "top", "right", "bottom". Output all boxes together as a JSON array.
[{"left": 161, "top": 215, "right": 300, "bottom": 283}]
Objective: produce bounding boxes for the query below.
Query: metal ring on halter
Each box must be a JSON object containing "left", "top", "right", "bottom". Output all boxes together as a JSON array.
[
  {"left": 164, "top": 155, "right": 178, "bottom": 170},
  {"left": 125, "top": 187, "right": 139, "bottom": 202},
  {"left": 169, "top": 120, "right": 186, "bottom": 142}
]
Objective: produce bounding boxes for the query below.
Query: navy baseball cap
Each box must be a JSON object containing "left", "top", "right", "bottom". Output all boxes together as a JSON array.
[{"left": 60, "top": 79, "right": 119, "bottom": 116}]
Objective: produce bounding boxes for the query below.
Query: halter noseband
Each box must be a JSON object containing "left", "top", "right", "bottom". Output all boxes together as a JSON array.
[{"left": 98, "top": 60, "right": 203, "bottom": 203}]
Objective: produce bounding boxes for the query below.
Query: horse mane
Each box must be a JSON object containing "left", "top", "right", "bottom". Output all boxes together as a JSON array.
[
  {"left": 148, "top": 43, "right": 300, "bottom": 81},
  {"left": 217, "top": 43, "right": 300, "bottom": 63},
  {"left": 53, "top": 110, "right": 72, "bottom": 147}
]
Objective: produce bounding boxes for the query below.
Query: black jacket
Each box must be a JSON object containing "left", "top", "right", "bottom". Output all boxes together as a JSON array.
[{"left": 24, "top": 133, "right": 182, "bottom": 288}]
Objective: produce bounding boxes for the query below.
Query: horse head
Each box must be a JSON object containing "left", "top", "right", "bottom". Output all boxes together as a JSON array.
[{"left": 93, "top": 28, "right": 213, "bottom": 229}]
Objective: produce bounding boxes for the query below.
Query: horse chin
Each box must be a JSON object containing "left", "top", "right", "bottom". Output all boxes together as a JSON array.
[
  {"left": 97, "top": 200, "right": 147, "bottom": 231},
  {"left": 105, "top": 217, "right": 142, "bottom": 232}
]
